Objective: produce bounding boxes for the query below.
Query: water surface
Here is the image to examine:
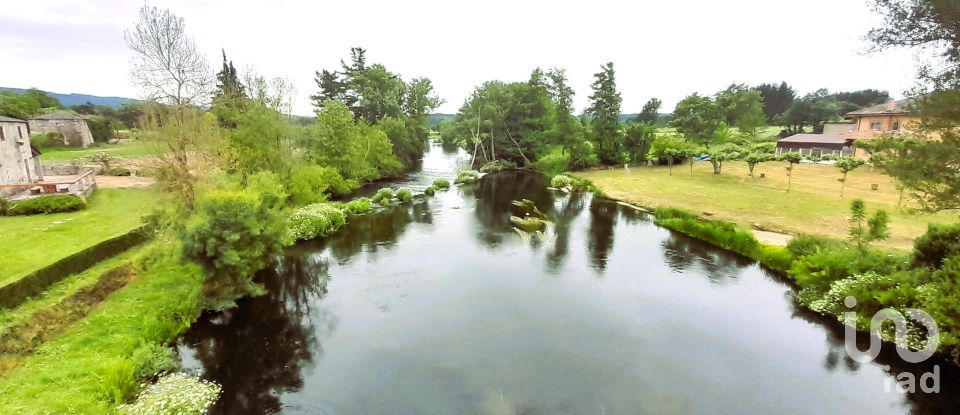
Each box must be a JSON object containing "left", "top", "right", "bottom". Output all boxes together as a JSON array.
[{"left": 178, "top": 143, "right": 960, "bottom": 414}]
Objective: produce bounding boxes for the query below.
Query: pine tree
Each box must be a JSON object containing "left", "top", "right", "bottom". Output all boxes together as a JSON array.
[
  {"left": 214, "top": 49, "right": 245, "bottom": 101},
  {"left": 587, "top": 62, "right": 624, "bottom": 165}
]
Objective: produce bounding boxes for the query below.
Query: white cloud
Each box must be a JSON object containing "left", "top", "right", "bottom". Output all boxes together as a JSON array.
[{"left": 0, "top": 0, "right": 917, "bottom": 115}]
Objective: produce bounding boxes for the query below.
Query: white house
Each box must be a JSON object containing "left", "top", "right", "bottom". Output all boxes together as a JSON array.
[{"left": 0, "top": 116, "right": 43, "bottom": 185}]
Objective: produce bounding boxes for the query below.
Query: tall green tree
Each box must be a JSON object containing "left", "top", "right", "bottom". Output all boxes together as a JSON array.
[
  {"left": 754, "top": 82, "right": 795, "bottom": 122},
  {"left": 587, "top": 62, "right": 624, "bottom": 165},
  {"left": 635, "top": 98, "right": 662, "bottom": 125},
  {"left": 778, "top": 89, "right": 840, "bottom": 134},
  {"left": 546, "top": 68, "right": 595, "bottom": 169},
  {"left": 866, "top": 0, "right": 960, "bottom": 211},
  {"left": 715, "top": 84, "right": 765, "bottom": 136}
]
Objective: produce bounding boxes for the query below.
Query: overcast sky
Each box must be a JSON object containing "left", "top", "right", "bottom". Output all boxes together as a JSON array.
[{"left": 2, "top": 0, "right": 916, "bottom": 116}]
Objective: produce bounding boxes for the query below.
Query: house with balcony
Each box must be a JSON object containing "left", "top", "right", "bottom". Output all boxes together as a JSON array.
[{"left": 776, "top": 99, "right": 915, "bottom": 159}]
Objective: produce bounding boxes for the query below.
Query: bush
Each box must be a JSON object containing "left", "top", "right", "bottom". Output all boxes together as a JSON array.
[
  {"left": 130, "top": 343, "right": 177, "bottom": 381},
  {"left": 424, "top": 185, "right": 437, "bottom": 196},
  {"left": 246, "top": 171, "right": 289, "bottom": 211},
  {"left": 118, "top": 372, "right": 221, "bottom": 415},
  {"left": 432, "top": 178, "right": 450, "bottom": 189},
  {"left": 103, "top": 167, "right": 132, "bottom": 176},
  {"left": 479, "top": 160, "right": 517, "bottom": 173},
  {"left": 286, "top": 165, "right": 356, "bottom": 206},
  {"left": 913, "top": 222, "right": 960, "bottom": 268},
  {"left": 8, "top": 194, "right": 87, "bottom": 215},
  {"left": 455, "top": 170, "right": 479, "bottom": 184},
  {"left": 288, "top": 203, "right": 347, "bottom": 241},
  {"left": 396, "top": 187, "right": 413, "bottom": 203},
  {"left": 786, "top": 234, "right": 845, "bottom": 258},
  {"left": 179, "top": 190, "right": 287, "bottom": 309},
  {"left": 550, "top": 174, "right": 575, "bottom": 189},
  {"left": 373, "top": 188, "right": 395, "bottom": 205},
  {"left": 31, "top": 132, "right": 64, "bottom": 148},
  {"left": 531, "top": 147, "right": 570, "bottom": 176},
  {"left": 0, "top": 198, "right": 8, "bottom": 216},
  {"left": 344, "top": 197, "right": 372, "bottom": 214}
]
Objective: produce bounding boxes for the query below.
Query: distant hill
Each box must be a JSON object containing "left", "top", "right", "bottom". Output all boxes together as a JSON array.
[
  {"left": 0, "top": 87, "right": 136, "bottom": 109},
  {"left": 427, "top": 113, "right": 455, "bottom": 126}
]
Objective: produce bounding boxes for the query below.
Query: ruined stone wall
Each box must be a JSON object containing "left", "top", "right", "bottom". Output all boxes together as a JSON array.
[
  {"left": 28, "top": 119, "right": 94, "bottom": 148},
  {"left": 0, "top": 121, "right": 37, "bottom": 185}
]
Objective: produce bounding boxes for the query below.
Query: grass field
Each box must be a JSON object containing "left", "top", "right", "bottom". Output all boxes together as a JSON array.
[
  {"left": 39, "top": 139, "right": 160, "bottom": 162},
  {"left": 578, "top": 161, "right": 957, "bottom": 251},
  {"left": 0, "top": 187, "right": 160, "bottom": 284}
]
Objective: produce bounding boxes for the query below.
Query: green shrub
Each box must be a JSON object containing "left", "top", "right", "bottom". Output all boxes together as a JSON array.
[
  {"left": 104, "top": 167, "right": 132, "bottom": 176},
  {"left": 31, "top": 132, "right": 64, "bottom": 148},
  {"left": 118, "top": 372, "right": 221, "bottom": 415},
  {"left": 344, "top": 197, "right": 372, "bottom": 214},
  {"left": 246, "top": 171, "right": 289, "bottom": 211},
  {"left": 8, "top": 194, "right": 87, "bottom": 215},
  {"left": 373, "top": 188, "right": 395, "bottom": 205},
  {"left": 653, "top": 207, "right": 759, "bottom": 259},
  {"left": 432, "top": 178, "right": 450, "bottom": 189},
  {"left": 786, "top": 234, "right": 846, "bottom": 258},
  {"left": 531, "top": 146, "right": 570, "bottom": 176},
  {"left": 913, "top": 222, "right": 960, "bottom": 268},
  {"left": 97, "top": 359, "right": 138, "bottom": 404},
  {"left": 0, "top": 198, "right": 8, "bottom": 216},
  {"left": 286, "top": 165, "right": 356, "bottom": 206},
  {"left": 511, "top": 216, "right": 547, "bottom": 232},
  {"left": 455, "top": 170, "right": 479, "bottom": 184},
  {"left": 288, "top": 203, "right": 347, "bottom": 241},
  {"left": 550, "top": 174, "right": 575, "bottom": 189},
  {"left": 424, "top": 185, "right": 437, "bottom": 196},
  {"left": 479, "top": 160, "right": 517, "bottom": 173},
  {"left": 131, "top": 343, "right": 177, "bottom": 381},
  {"left": 179, "top": 190, "right": 287, "bottom": 309},
  {"left": 396, "top": 187, "right": 413, "bottom": 203}
]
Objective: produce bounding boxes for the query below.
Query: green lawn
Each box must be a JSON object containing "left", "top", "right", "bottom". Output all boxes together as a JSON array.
[
  {"left": 579, "top": 162, "right": 956, "bottom": 251},
  {"left": 0, "top": 188, "right": 159, "bottom": 285},
  {"left": 39, "top": 139, "right": 160, "bottom": 162}
]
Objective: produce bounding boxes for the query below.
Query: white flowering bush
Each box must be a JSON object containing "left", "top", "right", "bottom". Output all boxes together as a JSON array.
[
  {"left": 119, "top": 372, "right": 221, "bottom": 415},
  {"left": 288, "top": 203, "right": 346, "bottom": 241}
]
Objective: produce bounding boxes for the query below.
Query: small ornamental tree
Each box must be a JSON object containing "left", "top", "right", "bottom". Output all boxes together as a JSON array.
[
  {"left": 834, "top": 156, "right": 866, "bottom": 198},
  {"left": 779, "top": 152, "right": 802, "bottom": 192},
  {"left": 744, "top": 152, "right": 772, "bottom": 180},
  {"left": 686, "top": 144, "right": 706, "bottom": 178},
  {"left": 848, "top": 199, "right": 890, "bottom": 251},
  {"left": 706, "top": 143, "right": 743, "bottom": 174}
]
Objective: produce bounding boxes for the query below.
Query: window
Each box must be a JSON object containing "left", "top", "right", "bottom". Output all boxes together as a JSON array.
[
  {"left": 870, "top": 121, "right": 882, "bottom": 131},
  {"left": 892, "top": 120, "right": 900, "bottom": 131},
  {"left": 17, "top": 126, "right": 23, "bottom": 139},
  {"left": 0, "top": 127, "right": 4, "bottom": 141}
]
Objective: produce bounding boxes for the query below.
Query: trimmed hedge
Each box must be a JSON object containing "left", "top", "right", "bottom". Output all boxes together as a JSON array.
[
  {"left": 8, "top": 194, "right": 87, "bottom": 215},
  {"left": 0, "top": 228, "right": 148, "bottom": 310}
]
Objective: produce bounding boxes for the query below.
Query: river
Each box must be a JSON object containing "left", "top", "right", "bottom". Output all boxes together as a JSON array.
[{"left": 177, "top": 141, "right": 960, "bottom": 414}]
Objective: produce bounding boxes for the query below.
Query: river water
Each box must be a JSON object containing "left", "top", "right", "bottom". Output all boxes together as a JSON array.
[{"left": 178, "top": 141, "right": 960, "bottom": 414}]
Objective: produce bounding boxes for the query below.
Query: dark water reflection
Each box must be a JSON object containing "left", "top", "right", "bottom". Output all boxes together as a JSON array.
[{"left": 179, "top": 147, "right": 960, "bottom": 414}]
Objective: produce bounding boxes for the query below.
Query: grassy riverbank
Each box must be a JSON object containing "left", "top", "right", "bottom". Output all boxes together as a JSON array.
[
  {"left": 0, "top": 188, "right": 159, "bottom": 284},
  {"left": 577, "top": 162, "right": 955, "bottom": 251},
  {"left": 0, "top": 240, "right": 205, "bottom": 414}
]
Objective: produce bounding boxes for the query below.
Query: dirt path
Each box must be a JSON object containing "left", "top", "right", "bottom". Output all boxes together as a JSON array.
[
  {"left": 96, "top": 175, "right": 154, "bottom": 188},
  {"left": 752, "top": 229, "right": 794, "bottom": 247}
]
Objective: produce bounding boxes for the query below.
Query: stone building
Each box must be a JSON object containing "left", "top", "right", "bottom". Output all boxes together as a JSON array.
[
  {"left": 0, "top": 116, "right": 43, "bottom": 185},
  {"left": 28, "top": 111, "right": 94, "bottom": 148},
  {"left": 777, "top": 99, "right": 917, "bottom": 159}
]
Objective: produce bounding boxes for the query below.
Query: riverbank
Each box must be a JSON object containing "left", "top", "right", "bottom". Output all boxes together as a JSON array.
[{"left": 576, "top": 163, "right": 955, "bottom": 251}]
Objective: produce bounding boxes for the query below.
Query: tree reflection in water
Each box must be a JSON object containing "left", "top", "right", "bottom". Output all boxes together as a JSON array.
[
  {"left": 180, "top": 251, "right": 333, "bottom": 415},
  {"left": 587, "top": 199, "right": 617, "bottom": 273},
  {"left": 547, "top": 192, "right": 587, "bottom": 273},
  {"left": 660, "top": 232, "right": 752, "bottom": 282}
]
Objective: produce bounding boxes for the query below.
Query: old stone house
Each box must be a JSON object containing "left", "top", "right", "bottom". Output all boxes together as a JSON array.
[
  {"left": 0, "top": 116, "right": 43, "bottom": 185},
  {"left": 28, "top": 112, "right": 94, "bottom": 148}
]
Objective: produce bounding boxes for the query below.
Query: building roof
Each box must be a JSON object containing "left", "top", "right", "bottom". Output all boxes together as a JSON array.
[
  {"left": 30, "top": 111, "right": 85, "bottom": 121},
  {"left": 777, "top": 134, "right": 850, "bottom": 145},
  {"left": 0, "top": 115, "right": 27, "bottom": 123},
  {"left": 845, "top": 99, "right": 911, "bottom": 116}
]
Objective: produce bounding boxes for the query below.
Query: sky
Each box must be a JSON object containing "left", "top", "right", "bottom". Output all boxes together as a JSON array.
[{"left": 1, "top": 0, "right": 918, "bottom": 116}]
